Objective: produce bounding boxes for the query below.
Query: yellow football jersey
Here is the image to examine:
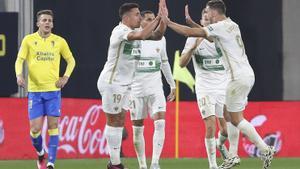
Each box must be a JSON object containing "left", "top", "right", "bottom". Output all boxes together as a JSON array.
[{"left": 15, "top": 32, "right": 75, "bottom": 92}]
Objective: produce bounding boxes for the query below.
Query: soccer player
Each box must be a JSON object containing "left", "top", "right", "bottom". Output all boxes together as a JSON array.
[
  {"left": 183, "top": 5, "right": 241, "bottom": 169},
  {"left": 15, "top": 10, "right": 76, "bottom": 169},
  {"left": 130, "top": 10, "right": 175, "bottom": 169},
  {"left": 181, "top": 7, "right": 231, "bottom": 169},
  {"left": 160, "top": 0, "right": 275, "bottom": 169},
  {"left": 97, "top": 2, "right": 166, "bottom": 169}
]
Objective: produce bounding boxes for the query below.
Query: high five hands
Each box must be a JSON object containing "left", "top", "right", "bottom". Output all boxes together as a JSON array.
[{"left": 159, "top": 0, "right": 170, "bottom": 24}]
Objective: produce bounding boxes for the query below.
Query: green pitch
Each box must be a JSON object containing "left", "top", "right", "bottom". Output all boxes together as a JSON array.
[{"left": 0, "top": 158, "right": 299, "bottom": 169}]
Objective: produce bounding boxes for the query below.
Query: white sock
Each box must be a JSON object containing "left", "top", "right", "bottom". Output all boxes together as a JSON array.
[
  {"left": 217, "top": 131, "right": 227, "bottom": 146},
  {"left": 205, "top": 137, "right": 218, "bottom": 168},
  {"left": 105, "top": 125, "right": 123, "bottom": 165},
  {"left": 133, "top": 126, "right": 147, "bottom": 168},
  {"left": 237, "top": 119, "right": 268, "bottom": 152},
  {"left": 227, "top": 122, "right": 240, "bottom": 157},
  {"left": 152, "top": 119, "right": 165, "bottom": 165},
  {"left": 37, "top": 149, "right": 45, "bottom": 156}
]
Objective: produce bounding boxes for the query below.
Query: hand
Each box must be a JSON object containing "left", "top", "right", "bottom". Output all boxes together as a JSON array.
[
  {"left": 55, "top": 76, "right": 69, "bottom": 88},
  {"left": 167, "top": 88, "right": 176, "bottom": 101},
  {"left": 16, "top": 75, "right": 26, "bottom": 88},
  {"left": 159, "top": 0, "right": 168, "bottom": 17},
  {"left": 191, "top": 38, "right": 202, "bottom": 50},
  {"left": 160, "top": 7, "right": 170, "bottom": 25},
  {"left": 185, "top": 5, "right": 194, "bottom": 26}
]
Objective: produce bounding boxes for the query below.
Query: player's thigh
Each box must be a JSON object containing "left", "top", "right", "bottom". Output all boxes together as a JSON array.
[
  {"left": 215, "top": 92, "right": 226, "bottom": 118},
  {"left": 44, "top": 91, "right": 61, "bottom": 118},
  {"left": 28, "top": 92, "right": 45, "bottom": 120},
  {"left": 196, "top": 92, "right": 216, "bottom": 119},
  {"left": 100, "top": 84, "right": 130, "bottom": 114},
  {"left": 226, "top": 77, "right": 254, "bottom": 112},
  {"left": 148, "top": 90, "right": 166, "bottom": 119},
  {"left": 130, "top": 95, "right": 147, "bottom": 120}
]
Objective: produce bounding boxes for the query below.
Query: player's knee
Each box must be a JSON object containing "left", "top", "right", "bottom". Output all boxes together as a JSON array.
[
  {"left": 204, "top": 117, "right": 216, "bottom": 136},
  {"left": 30, "top": 126, "right": 42, "bottom": 134},
  {"left": 106, "top": 113, "right": 125, "bottom": 127},
  {"left": 206, "top": 125, "right": 216, "bottom": 137},
  {"left": 219, "top": 128, "right": 228, "bottom": 137},
  {"left": 132, "top": 120, "right": 144, "bottom": 126},
  {"left": 153, "top": 112, "right": 165, "bottom": 120},
  {"left": 231, "top": 119, "right": 241, "bottom": 127}
]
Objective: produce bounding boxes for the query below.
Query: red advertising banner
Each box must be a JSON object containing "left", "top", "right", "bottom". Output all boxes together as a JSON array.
[{"left": 0, "top": 98, "right": 299, "bottom": 159}]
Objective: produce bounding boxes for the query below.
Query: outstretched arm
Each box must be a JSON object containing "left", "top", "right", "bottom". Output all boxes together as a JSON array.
[
  {"left": 127, "top": 16, "right": 161, "bottom": 41},
  {"left": 167, "top": 20, "right": 207, "bottom": 38},
  {"left": 180, "top": 38, "right": 203, "bottom": 67},
  {"left": 160, "top": 4, "right": 207, "bottom": 38}
]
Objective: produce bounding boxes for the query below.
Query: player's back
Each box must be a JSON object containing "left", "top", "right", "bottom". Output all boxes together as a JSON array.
[
  {"left": 205, "top": 18, "right": 254, "bottom": 80},
  {"left": 99, "top": 23, "right": 141, "bottom": 85}
]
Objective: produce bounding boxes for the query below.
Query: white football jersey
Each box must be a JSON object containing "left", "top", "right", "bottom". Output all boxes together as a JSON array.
[
  {"left": 204, "top": 18, "right": 254, "bottom": 80},
  {"left": 131, "top": 37, "right": 168, "bottom": 96},
  {"left": 182, "top": 37, "right": 229, "bottom": 92},
  {"left": 98, "top": 23, "right": 141, "bottom": 85}
]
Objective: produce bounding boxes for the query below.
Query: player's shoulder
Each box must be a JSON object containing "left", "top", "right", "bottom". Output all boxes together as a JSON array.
[
  {"left": 23, "top": 32, "right": 38, "bottom": 41},
  {"left": 113, "top": 23, "right": 132, "bottom": 34},
  {"left": 50, "top": 33, "right": 66, "bottom": 42},
  {"left": 185, "top": 37, "right": 197, "bottom": 44}
]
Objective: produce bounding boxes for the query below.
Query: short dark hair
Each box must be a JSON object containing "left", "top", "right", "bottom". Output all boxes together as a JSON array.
[
  {"left": 201, "top": 8, "right": 207, "bottom": 15},
  {"left": 206, "top": 0, "right": 226, "bottom": 14},
  {"left": 119, "top": 3, "right": 140, "bottom": 19},
  {"left": 36, "top": 9, "right": 54, "bottom": 20},
  {"left": 141, "top": 10, "right": 154, "bottom": 18}
]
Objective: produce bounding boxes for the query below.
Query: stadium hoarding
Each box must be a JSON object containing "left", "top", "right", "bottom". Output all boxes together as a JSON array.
[
  {"left": 0, "top": 13, "right": 18, "bottom": 96},
  {"left": 0, "top": 98, "right": 299, "bottom": 159}
]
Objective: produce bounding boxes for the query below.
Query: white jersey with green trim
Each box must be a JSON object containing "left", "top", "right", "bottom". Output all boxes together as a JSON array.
[
  {"left": 182, "top": 37, "right": 229, "bottom": 92},
  {"left": 131, "top": 37, "right": 168, "bottom": 96},
  {"left": 98, "top": 23, "right": 141, "bottom": 85},
  {"left": 203, "top": 18, "right": 254, "bottom": 80}
]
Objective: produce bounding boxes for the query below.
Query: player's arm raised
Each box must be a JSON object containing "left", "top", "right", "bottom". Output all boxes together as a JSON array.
[
  {"left": 169, "top": 20, "right": 206, "bottom": 38},
  {"left": 180, "top": 38, "right": 203, "bottom": 67},
  {"left": 160, "top": 6, "right": 207, "bottom": 38},
  {"left": 148, "top": 2, "right": 168, "bottom": 40},
  {"left": 127, "top": 15, "right": 161, "bottom": 41}
]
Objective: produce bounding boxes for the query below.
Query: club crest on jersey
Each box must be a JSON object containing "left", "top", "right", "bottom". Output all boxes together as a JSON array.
[
  {"left": 131, "top": 48, "right": 141, "bottom": 56},
  {"left": 156, "top": 48, "right": 160, "bottom": 53},
  {"left": 51, "top": 41, "right": 55, "bottom": 47},
  {"left": 34, "top": 41, "right": 38, "bottom": 46}
]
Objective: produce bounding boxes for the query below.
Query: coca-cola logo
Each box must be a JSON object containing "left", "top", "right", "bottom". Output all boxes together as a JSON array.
[
  {"left": 42, "top": 104, "right": 109, "bottom": 155},
  {"left": 0, "top": 119, "right": 4, "bottom": 144},
  {"left": 242, "top": 115, "right": 282, "bottom": 157}
]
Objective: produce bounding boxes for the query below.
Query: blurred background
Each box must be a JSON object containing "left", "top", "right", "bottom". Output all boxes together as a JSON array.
[{"left": 1, "top": 0, "right": 299, "bottom": 101}]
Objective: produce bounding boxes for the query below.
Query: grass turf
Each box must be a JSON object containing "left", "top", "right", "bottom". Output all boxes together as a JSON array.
[{"left": 0, "top": 158, "right": 299, "bottom": 169}]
